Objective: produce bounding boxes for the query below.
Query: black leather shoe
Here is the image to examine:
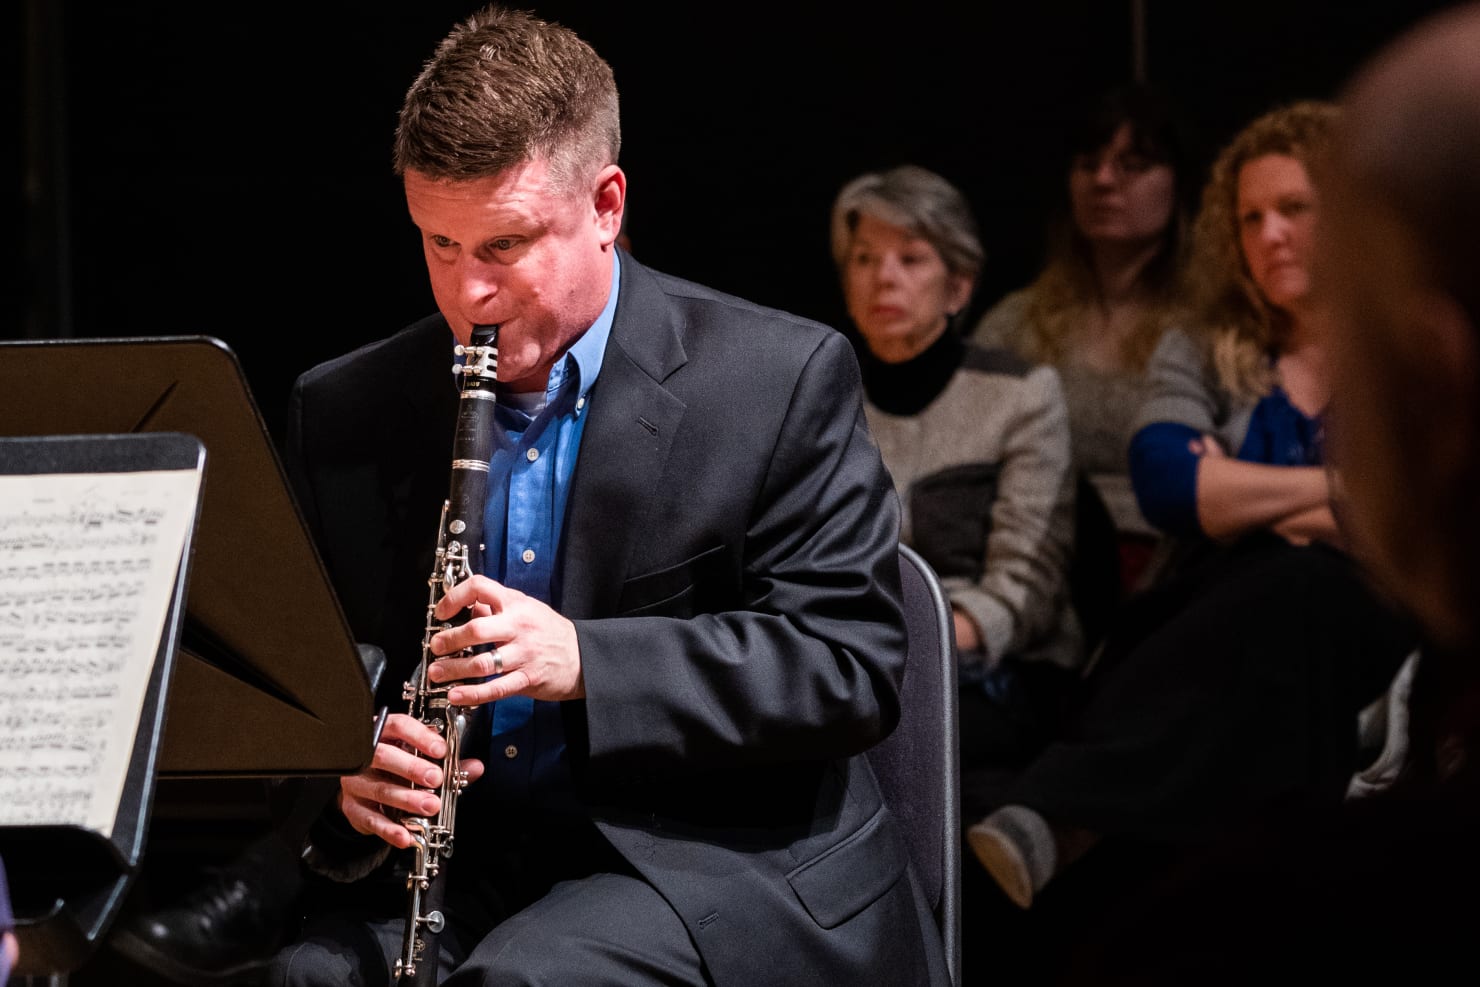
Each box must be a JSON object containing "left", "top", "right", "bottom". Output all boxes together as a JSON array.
[{"left": 110, "top": 865, "right": 298, "bottom": 986}]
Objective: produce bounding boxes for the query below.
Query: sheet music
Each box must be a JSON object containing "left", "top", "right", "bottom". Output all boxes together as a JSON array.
[{"left": 0, "top": 469, "right": 201, "bottom": 835}]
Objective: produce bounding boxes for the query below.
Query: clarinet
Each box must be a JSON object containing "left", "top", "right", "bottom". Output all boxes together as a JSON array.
[{"left": 395, "top": 324, "right": 499, "bottom": 986}]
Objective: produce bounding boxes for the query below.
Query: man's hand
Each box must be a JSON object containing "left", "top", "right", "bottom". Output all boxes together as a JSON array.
[
  {"left": 429, "top": 574, "right": 586, "bottom": 704},
  {"left": 337, "top": 712, "right": 486, "bottom": 849}
]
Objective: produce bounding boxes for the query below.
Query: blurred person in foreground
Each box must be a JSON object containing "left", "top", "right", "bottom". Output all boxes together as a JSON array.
[{"left": 1058, "top": 8, "right": 1480, "bottom": 982}]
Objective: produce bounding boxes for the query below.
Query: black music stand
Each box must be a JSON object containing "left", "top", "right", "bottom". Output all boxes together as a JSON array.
[{"left": 0, "top": 337, "right": 379, "bottom": 977}]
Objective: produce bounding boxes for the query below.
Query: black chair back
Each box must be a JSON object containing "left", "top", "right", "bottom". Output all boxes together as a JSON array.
[{"left": 867, "top": 544, "right": 961, "bottom": 986}]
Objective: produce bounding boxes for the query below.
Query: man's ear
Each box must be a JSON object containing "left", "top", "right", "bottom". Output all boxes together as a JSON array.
[{"left": 593, "top": 165, "right": 626, "bottom": 246}]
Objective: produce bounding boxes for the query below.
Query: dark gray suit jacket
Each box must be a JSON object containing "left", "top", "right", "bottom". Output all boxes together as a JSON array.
[{"left": 286, "top": 253, "right": 947, "bottom": 986}]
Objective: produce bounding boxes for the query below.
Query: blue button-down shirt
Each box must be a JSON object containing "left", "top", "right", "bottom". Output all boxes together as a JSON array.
[{"left": 477, "top": 253, "right": 618, "bottom": 809}]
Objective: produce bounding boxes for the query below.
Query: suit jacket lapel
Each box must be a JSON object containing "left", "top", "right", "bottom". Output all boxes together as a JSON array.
[
  {"left": 390, "top": 320, "right": 461, "bottom": 539},
  {"left": 561, "top": 255, "right": 687, "bottom": 618}
]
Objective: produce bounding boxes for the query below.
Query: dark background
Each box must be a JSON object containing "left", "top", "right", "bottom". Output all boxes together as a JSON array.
[
  {"left": 3, "top": 3, "right": 1471, "bottom": 981},
  {"left": 10, "top": 0, "right": 1468, "bottom": 445}
]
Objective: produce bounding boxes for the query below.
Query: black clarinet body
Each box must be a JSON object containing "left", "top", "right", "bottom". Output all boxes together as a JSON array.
[{"left": 395, "top": 324, "right": 499, "bottom": 986}]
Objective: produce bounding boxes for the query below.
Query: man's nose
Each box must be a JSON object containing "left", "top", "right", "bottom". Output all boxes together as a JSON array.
[{"left": 454, "top": 252, "right": 501, "bottom": 306}]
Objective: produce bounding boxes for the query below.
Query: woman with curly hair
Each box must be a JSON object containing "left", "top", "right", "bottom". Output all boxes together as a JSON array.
[
  {"left": 972, "top": 84, "right": 1192, "bottom": 591},
  {"left": 1131, "top": 100, "right": 1343, "bottom": 552},
  {"left": 962, "top": 101, "right": 1417, "bottom": 928}
]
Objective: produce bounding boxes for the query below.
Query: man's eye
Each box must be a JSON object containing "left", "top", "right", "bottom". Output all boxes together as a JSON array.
[
  {"left": 431, "top": 235, "right": 454, "bottom": 249},
  {"left": 491, "top": 238, "right": 515, "bottom": 251}
]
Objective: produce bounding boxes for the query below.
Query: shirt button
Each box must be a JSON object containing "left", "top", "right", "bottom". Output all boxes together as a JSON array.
[
  {"left": 521, "top": 548, "right": 536, "bottom": 564},
  {"left": 504, "top": 744, "right": 518, "bottom": 759},
  {"left": 526, "top": 448, "right": 539, "bottom": 462},
  {"left": 576, "top": 397, "right": 586, "bottom": 411}
]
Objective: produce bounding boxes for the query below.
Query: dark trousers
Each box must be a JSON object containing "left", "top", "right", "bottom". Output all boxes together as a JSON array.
[
  {"left": 1000, "top": 534, "right": 1417, "bottom": 842},
  {"left": 268, "top": 810, "right": 710, "bottom": 987},
  {"left": 270, "top": 872, "right": 707, "bottom": 987}
]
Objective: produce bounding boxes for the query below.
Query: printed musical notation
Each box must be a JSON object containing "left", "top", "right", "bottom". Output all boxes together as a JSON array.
[{"left": 0, "top": 469, "right": 201, "bottom": 835}]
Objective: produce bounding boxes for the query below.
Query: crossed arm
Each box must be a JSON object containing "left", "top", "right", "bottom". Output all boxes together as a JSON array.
[
  {"left": 1193, "top": 439, "right": 1342, "bottom": 546},
  {"left": 1132, "top": 329, "right": 1344, "bottom": 549}
]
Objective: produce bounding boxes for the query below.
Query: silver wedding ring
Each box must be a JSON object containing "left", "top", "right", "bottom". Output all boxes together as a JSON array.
[{"left": 492, "top": 650, "right": 503, "bottom": 675}]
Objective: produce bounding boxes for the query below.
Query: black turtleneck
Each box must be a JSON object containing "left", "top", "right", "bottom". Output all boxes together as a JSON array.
[{"left": 857, "top": 328, "right": 966, "bottom": 416}]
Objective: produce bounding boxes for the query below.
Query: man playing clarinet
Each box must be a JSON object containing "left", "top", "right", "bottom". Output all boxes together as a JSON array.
[{"left": 265, "top": 5, "right": 947, "bottom": 985}]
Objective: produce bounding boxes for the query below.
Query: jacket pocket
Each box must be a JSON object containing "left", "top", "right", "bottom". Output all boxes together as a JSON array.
[
  {"left": 785, "top": 807, "right": 908, "bottom": 929},
  {"left": 616, "top": 544, "right": 728, "bottom": 617}
]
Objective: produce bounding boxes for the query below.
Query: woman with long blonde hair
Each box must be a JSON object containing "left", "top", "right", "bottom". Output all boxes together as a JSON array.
[{"left": 973, "top": 84, "right": 1191, "bottom": 591}]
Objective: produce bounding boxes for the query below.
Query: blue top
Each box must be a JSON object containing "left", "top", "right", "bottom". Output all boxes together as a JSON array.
[
  {"left": 1129, "top": 385, "right": 1324, "bottom": 537},
  {"left": 477, "top": 253, "right": 619, "bottom": 810}
]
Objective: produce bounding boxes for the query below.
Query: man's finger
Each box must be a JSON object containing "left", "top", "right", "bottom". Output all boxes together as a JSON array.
[
  {"left": 435, "top": 574, "right": 519, "bottom": 620},
  {"left": 342, "top": 796, "right": 417, "bottom": 849},
  {"left": 449, "top": 670, "right": 530, "bottom": 706},
  {"left": 379, "top": 713, "right": 449, "bottom": 759},
  {"left": 428, "top": 647, "right": 506, "bottom": 682}
]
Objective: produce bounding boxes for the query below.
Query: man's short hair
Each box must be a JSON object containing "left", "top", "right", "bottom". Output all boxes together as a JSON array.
[{"left": 393, "top": 4, "right": 621, "bottom": 196}]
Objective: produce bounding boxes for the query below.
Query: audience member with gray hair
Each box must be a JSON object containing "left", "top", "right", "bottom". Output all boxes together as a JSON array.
[{"left": 831, "top": 163, "right": 1085, "bottom": 773}]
